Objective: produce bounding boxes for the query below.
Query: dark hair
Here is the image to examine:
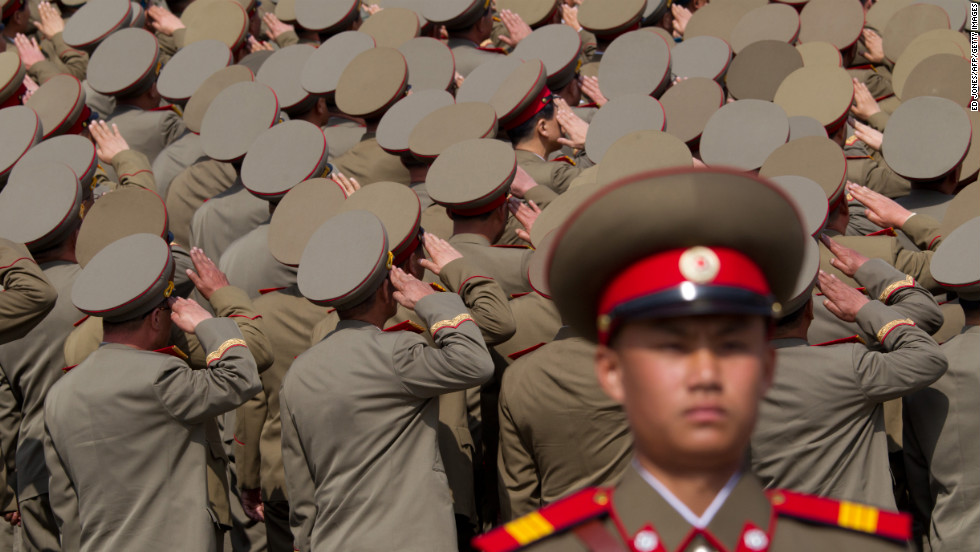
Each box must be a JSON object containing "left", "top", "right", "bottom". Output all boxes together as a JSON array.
[
  {"left": 959, "top": 298, "right": 980, "bottom": 314},
  {"left": 775, "top": 300, "right": 810, "bottom": 328},
  {"left": 506, "top": 102, "right": 555, "bottom": 145}
]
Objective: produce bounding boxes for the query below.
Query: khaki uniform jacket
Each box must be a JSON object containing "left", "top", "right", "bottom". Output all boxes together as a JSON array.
[
  {"left": 61, "top": 285, "right": 274, "bottom": 528},
  {"left": 107, "top": 104, "right": 188, "bottom": 165},
  {"left": 329, "top": 132, "right": 411, "bottom": 186},
  {"left": 0, "top": 240, "right": 56, "bottom": 344},
  {"left": 219, "top": 223, "right": 297, "bottom": 299},
  {"left": 449, "top": 233, "right": 533, "bottom": 297},
  {"left": 189, "top": 183, "right": 268, "bottom": 262},
  {"left": 151, "top": 132, "right": 208, "bottom": 200},
  {"left": 751, "top": 272, "right": 948, "bottom": 509},
  {"left": 27, "top": 32, "right": 87, "bottom": 84},
  {"left": 165, "top": 160, "right": 237, "bottom": 247},
  {"left": 43, "top": 318, "right": 261, "bottom": 552},
  {"left": 489, "top": 468, "right": 908, "bottom": 551},
  {"left": 447, "top": 38, "right": 504, "bottom": 77},
  {"left": 281, "top": 293, "right": 494, "bottom": 551},
  {"left": 492, "top": 292, "right": 562, "bottom": 364},
  {"left": 0, "top": 261, "right": 82, "bottom": 502},
  {"left": 515, "top": 150, "right": 584, "bottom": 195},
  {"left": 903, "top": 324, "right": 980, "bottom": 552},
  {"left": 845, "top": 143, "right": 910, "bottom": 199},
  {"left": 322, "top": 117, "right": 366, "bottom": 162},
  {"left": 498, "top": 328, "right": 631, "bottom": 520}
]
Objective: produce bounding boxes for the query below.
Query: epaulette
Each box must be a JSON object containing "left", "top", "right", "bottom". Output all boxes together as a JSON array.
[
  {"left": 866, "top": 227, "right": 896, "bottom": 237},
  {"left": 551, "top": 155, "right": 576, "bottom": 166},
  {"left": 478, "top": 46, "right": 508, "bottom": 54},
  {"left": 507, "top": 342, "right": 546, "bottom": 361},
  {"left": 155, "top": 345, "right": 189, "bottom": 360},
  {"left": 430, "top": 282, "right": 447, "bottom": 293},
  {"left": 767, "top": 489, "right": 911, "bottom": 542},
  {"left": 150, "top": 104, "right": 181, "bottom": 116},
  {"left": 473, "top": 487, "right": 613, "bottom": 552},
  {"left": 384, "top": 319, "right": 425, "bottom": 334},
  {"left": 812, "top": 334, "right": 866, "bottom": 346},
  {"left": 259, "top": 286, "right": 287, "bottom": 295},
  {"left": 510, "top": 292, "right": 531, "bottom": 299},
  {"left": 63, "top": 364, "right": 77, "bottom": 373}
]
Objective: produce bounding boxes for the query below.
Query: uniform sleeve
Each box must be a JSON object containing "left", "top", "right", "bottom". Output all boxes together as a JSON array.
[
  {"left": 234, "top": 390, "right": 267, "bottom": 491},
  {"left": 549, "top": 161, "right": 582, "bottom": 194},
  {"left": 109, "top": 149, "right": 158, "bottom": 193},
  {"left": 42, "top": 416, "right": 81, "bottom": 551},
  {"left": 849, "top": 301, "right": 948, "bottom": 402},
  {"left": 0, "top": 371, "right": 20, "bottom": 514},
  {"left": 159, "top": 110, "right": 189, "bottom": 148},
  {"left": 181, "top": 286, "right": 274, "bottom": 372},
  {"left": 153, "top": 317, "right": 261, "bottom": 424},
  {"left": 498, "top": 372, "right": 541, "bottom": 521},
  {"left": 524, "top": 185, "right": 559, "bottom": 210},
  {"left": 900, "top": 213, "right": 943, "bottom": 251},
  {"left": 274, "top": 30, "right": 300, "bottom": 48},
  {"left": 845, "top": 150, "right": 910, "bottom": 198},
  {"left": 0, "top": 241, "right": 57, "bottom": 343},
  {"left": 62, "top": 316, "right": 102, "bottom": 368},
  {"left": 27, "top": 33, "right": 88, "bottom": 83},
  {"left": 391, "top": 293, "right": 494, "bottom": 398},
  {"left": 279, "top": 389, "right": 315, "bottom": 552},
  {"left": 892, "top": 247, "right": 938, "bottom": 293},
  {"left": 438, "top": 258, "right": 516, "bottom": 345},
  {"left": 901, "top": 395, "right": 937, "bottom": 550},
  {"left": 853, "top": 258, "right": 944, "bottom": 334}
]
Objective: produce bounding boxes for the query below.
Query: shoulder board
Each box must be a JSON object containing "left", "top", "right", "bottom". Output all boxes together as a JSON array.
[
  {"left": 812, "top": 335, "right": 866, "bottom": 346},
  {"left": 577, "top": 102, "right": 598, "bottom": 109},
  {"left": 510, "top": 291, "right": 531, "bottom": 299},
  {"left": 473, "top": 487, "right": 613, "bottom": 552},
  {"left": 551, "top": 155, "right": 576, "bottom": 166},
  {"left": 73, "top": 315, "right": 90, "bottom": 327},
  {"left": 63, "top": 364, "right": 77, "bottom": 373},
  {"left": 430, "top": 282, "right": 447, "bottom": 293},
  {"left": 150, "top": 104, "right": 180, "bottom": 115},
  {"left": 767, "top": 489, "right": 911, "bottom": 542},
  {"left": 492, "top": 244, "right": 532, "bottom": 249},
  {"left": 259, "top": 286, "right": 288, "bottom": 295},
  {"left": 478, "top": 46, "right": 508, "bottom": 54},
  {"left": 507, "top": 342, "right": 546, "bottom": 361},
  {"left": 844, "top": 135, "right": 860, "bottom": 147},
  {"left": 154, "top": 345, "right": 189, "bottom": 360},
  {"left": 846, "top": 153, "right": 873, "bottom": 160},
  {"left": 866, "top": 227, "right": 897, "bottom": 237},
  {"left": 384, "top": 320, "right": 425, "bottom": 334}
]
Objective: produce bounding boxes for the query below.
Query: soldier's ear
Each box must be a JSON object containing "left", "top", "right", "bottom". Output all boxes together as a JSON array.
[{"left": 595, "top": 345, "right": 626, "bottom": 405}]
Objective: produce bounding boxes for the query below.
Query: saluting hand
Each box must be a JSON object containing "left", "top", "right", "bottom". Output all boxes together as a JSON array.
[
  {"left": 331, "top": 171, "right": 360, "bottom": 197},
  {"left": 147, "top": 6, "right": 185, "bottom": 36},
  {"left": 847, "top": 182, "right": 914, "bottom": 230},
  {"left": 185, "top": 247, "right": 229, "bottom": 300},
  {"left": 816, "top": 270, "right": 869, "bottom": 323},
  {"left": 389, "top": 267, "right": 435, "bottom": 310},
  {"left": 170, "top": 297, "right": 213, "bottom": 333},
  {"left": 819, "top": 234, "right": 868, "bottom": 277},
  {"left": 579, "top": 75, "right": 607, "bottom": 107},
  {"left": 507, "top": 197, "right": 541, "bottom": 245},
  {"left": 89, "top": 121, "right": 131, "bottom": 163},
  {"left": 419, "top": 233, "right": 462, "bottom": 276},
  {"left": 497, "top": 10, "right": 532, "bottom": 48},
  {"left": 36, "top": 2, "right": 65, "bottom": 39},
  {"left": 262, "top": 12, "right": 294, "bottom": 40}
]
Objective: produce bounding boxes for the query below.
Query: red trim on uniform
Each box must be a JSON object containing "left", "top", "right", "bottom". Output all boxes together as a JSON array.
[
  {"left": 880, "top": 321, "right": 915, "bottom": 342},
  {"left": 510, "top": 291, "right": 530, "bottom": 298},
  {"left": 502, "top": 85, "right": 553, "bottom": 131},
  {"left": 150, "top": 104, "right": 178, "bottom": 113},
  {"left": 866, "top": 227, "right": 896, "bottom": 237},
  {"left": 813, "top": 334, "right": 865, "bottom": 346},
  {"left": 73, "top": 315, "right": 90, "bottom": 327},
  {"left": 927, "top": 235, "right": 942, "bottom": 250},
  {"left": 63, "top": 364, "right": 77, "bottom": 373},
  {"left": 233, "top": 434, "right": 246, "bottom": 446},
  {"left": 120, "top": 169, "right": 154, "bottom": 179},
  {"left": 507, "top": 342, "right": 545, "bottom": 361},
  {"left": 259, "top": 287, "right": 287, "bottom": 295},
  {"left": 477, "top": 46, "right": 508, "bottom": 54},
  {"left": 229, "top": 314, "right": 263, "bottom": 320},
  {"left": 154, "top": 345, "right": 188, "bottom": 359},
  {"left": 448, "top": 192, "right": 509, "bottom": 217},
  {"left": 207, "top": 343, "right": 247, "bottom": 364},
  {"left": 384, "top": 320, "right": 425, "bottom": 333},
  {"left": 429, "top": 282, "right": 447, "bottom": 292},
  {"left": 0, "top": 257, "right": 34, "bottom": 270},
  {"left": 597, "top": 247, "right": 771, "bottom": 320},
  {"left": 458, "top": 274, "right": 493, "bottom": 290},
  {"left": 551, "top": 155, "right": 575, "bottom": 166},
  {"left": 430, "top": 316, "right": 475, "bottom": 336}
]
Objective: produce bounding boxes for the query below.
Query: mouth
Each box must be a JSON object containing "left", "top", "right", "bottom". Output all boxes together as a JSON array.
[{"left": 683, "top": 405, "right": 727, "bottom": 424}]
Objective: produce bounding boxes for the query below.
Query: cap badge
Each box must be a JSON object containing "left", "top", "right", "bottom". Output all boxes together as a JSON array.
[{"left": 679, "top": 246, "right": 720, "bottom": 284}]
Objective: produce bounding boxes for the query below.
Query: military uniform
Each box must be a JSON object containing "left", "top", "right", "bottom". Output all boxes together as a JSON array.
[
  {"left": 447, "top": 38, "right": 505, "bottom": 77},
  {"left": 27, "top": 32, "right": 88, "bottom": 84},
  {"left": 0, "top": 240, "right": 56, "bottom": 343},
  {"left": 752, "top": 258, "right": 947, "bottom": 509},
  {"left": 498, "top": 327, "right": 631, "bottom": 520},
  {"left": 329, "top": 132, "right": 412, "bottom": 185},
  {"left": 514, "top": 149, "right": 585, "bottom": 195},
  {"left": 151, "top": 131, "right": 209, "bottom": 200},
  {"left": 902, "top": 217, "right": 980, "bottom": 551}
]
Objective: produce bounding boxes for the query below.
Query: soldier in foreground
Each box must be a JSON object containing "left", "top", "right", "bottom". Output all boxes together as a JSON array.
[{"left": 475, "top": 168, "right": 912, "bottom": 551}]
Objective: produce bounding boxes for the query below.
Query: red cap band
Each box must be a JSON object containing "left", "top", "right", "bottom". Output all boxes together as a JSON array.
[
  {"left": 597, "top": 246, "right": 771, "bottom": 343},
  {"left": 1, "top": 81, "right": 26, "bottom": 109},
  {"left": 392, "top": 230, "right": 421, "bottom": 267},
  {"left": 502, "top": 85, "right": 553, "bottom": 131},
  {"left": 65, "top": 105, "right": 92, "bottom": 137}
]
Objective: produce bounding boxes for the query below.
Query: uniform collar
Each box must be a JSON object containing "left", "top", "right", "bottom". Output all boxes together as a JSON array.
[
  {"left": 449, "top": 233, "right": 491, "bottom": 247},
  {"left": 612, "top": 464, "right": 774, "bottom": 552},
  {"left": 770, "top": 337, "right": 808, "bottom": 349}
]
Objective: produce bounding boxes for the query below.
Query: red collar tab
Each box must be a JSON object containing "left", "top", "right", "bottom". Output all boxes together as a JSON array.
[
  {"left": 502, "top": 85, "right": 554, "bottom": 131},
  {"left": 597, "top": 246, "right": 771, "bottom": 344}
]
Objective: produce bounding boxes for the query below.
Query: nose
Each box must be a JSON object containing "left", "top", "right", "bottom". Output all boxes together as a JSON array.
[{"left": 687, "top": 347, "right": 722, "bottom": 392}]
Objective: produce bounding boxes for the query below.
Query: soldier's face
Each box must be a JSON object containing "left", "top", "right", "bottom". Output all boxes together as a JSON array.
[{"left": 595, "top": 314, "right": 774, "bottom": 473}]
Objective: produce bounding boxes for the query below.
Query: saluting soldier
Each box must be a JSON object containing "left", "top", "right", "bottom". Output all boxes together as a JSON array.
[
  {"left": 0, "top": 240, "right": 56, "bottom": 344},
  {"left": 474, "top": 168, "right": 914, "bottom": 551},
  {"left": 281, "top": 210, "right": 494, "bottom": 551},
  {"left": 43, "top": 233, "right": 261, "bottom": 552}
]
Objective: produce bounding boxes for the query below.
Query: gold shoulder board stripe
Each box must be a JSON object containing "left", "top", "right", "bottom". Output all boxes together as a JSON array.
[
  {"left": 430, "top": 313, "right": 474, "bottom": 335},
  {"left": 206, "top": 338, "right": 248, "bottom": 364},
  {"left": 876, "top": 319, "right": 914, "bottom": 342}
]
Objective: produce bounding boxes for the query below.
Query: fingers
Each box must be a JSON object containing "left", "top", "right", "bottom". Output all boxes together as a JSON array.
[
  {"left": 516, "top": 228, "right": 532, "bottom": 244},
  {"left": 823, "top": 298, "right": 845, "bottom": 319},
  {"left": 819, "top": 233, "right": 842, "bottom": 254}
]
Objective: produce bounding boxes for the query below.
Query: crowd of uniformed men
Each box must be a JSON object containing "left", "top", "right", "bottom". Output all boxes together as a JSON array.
[{"left": 0, "top": 0, "right": 976, "bottom": 549}]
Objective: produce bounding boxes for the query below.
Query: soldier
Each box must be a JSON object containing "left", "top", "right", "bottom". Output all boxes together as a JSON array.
[
  {"left": 7, "top": 1, "right": 88, "bottom": 84},
  {"left": 474, "top": 168, "right": 913, "bottom": 551},
  {"left": 903, "top": 217, "right": 980, "bottom": 551},
  {"left": 281, "top": 210, "right": 494, "bottom": 550},
  {"left": 0, "top": 239, "right": 56, "bottom": 343},
  {"left": 43, "top": 233, "right": 261, "bottom": 552},
  {"left": 424, "top": 0, "right": 503, "bottom": 78}
]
